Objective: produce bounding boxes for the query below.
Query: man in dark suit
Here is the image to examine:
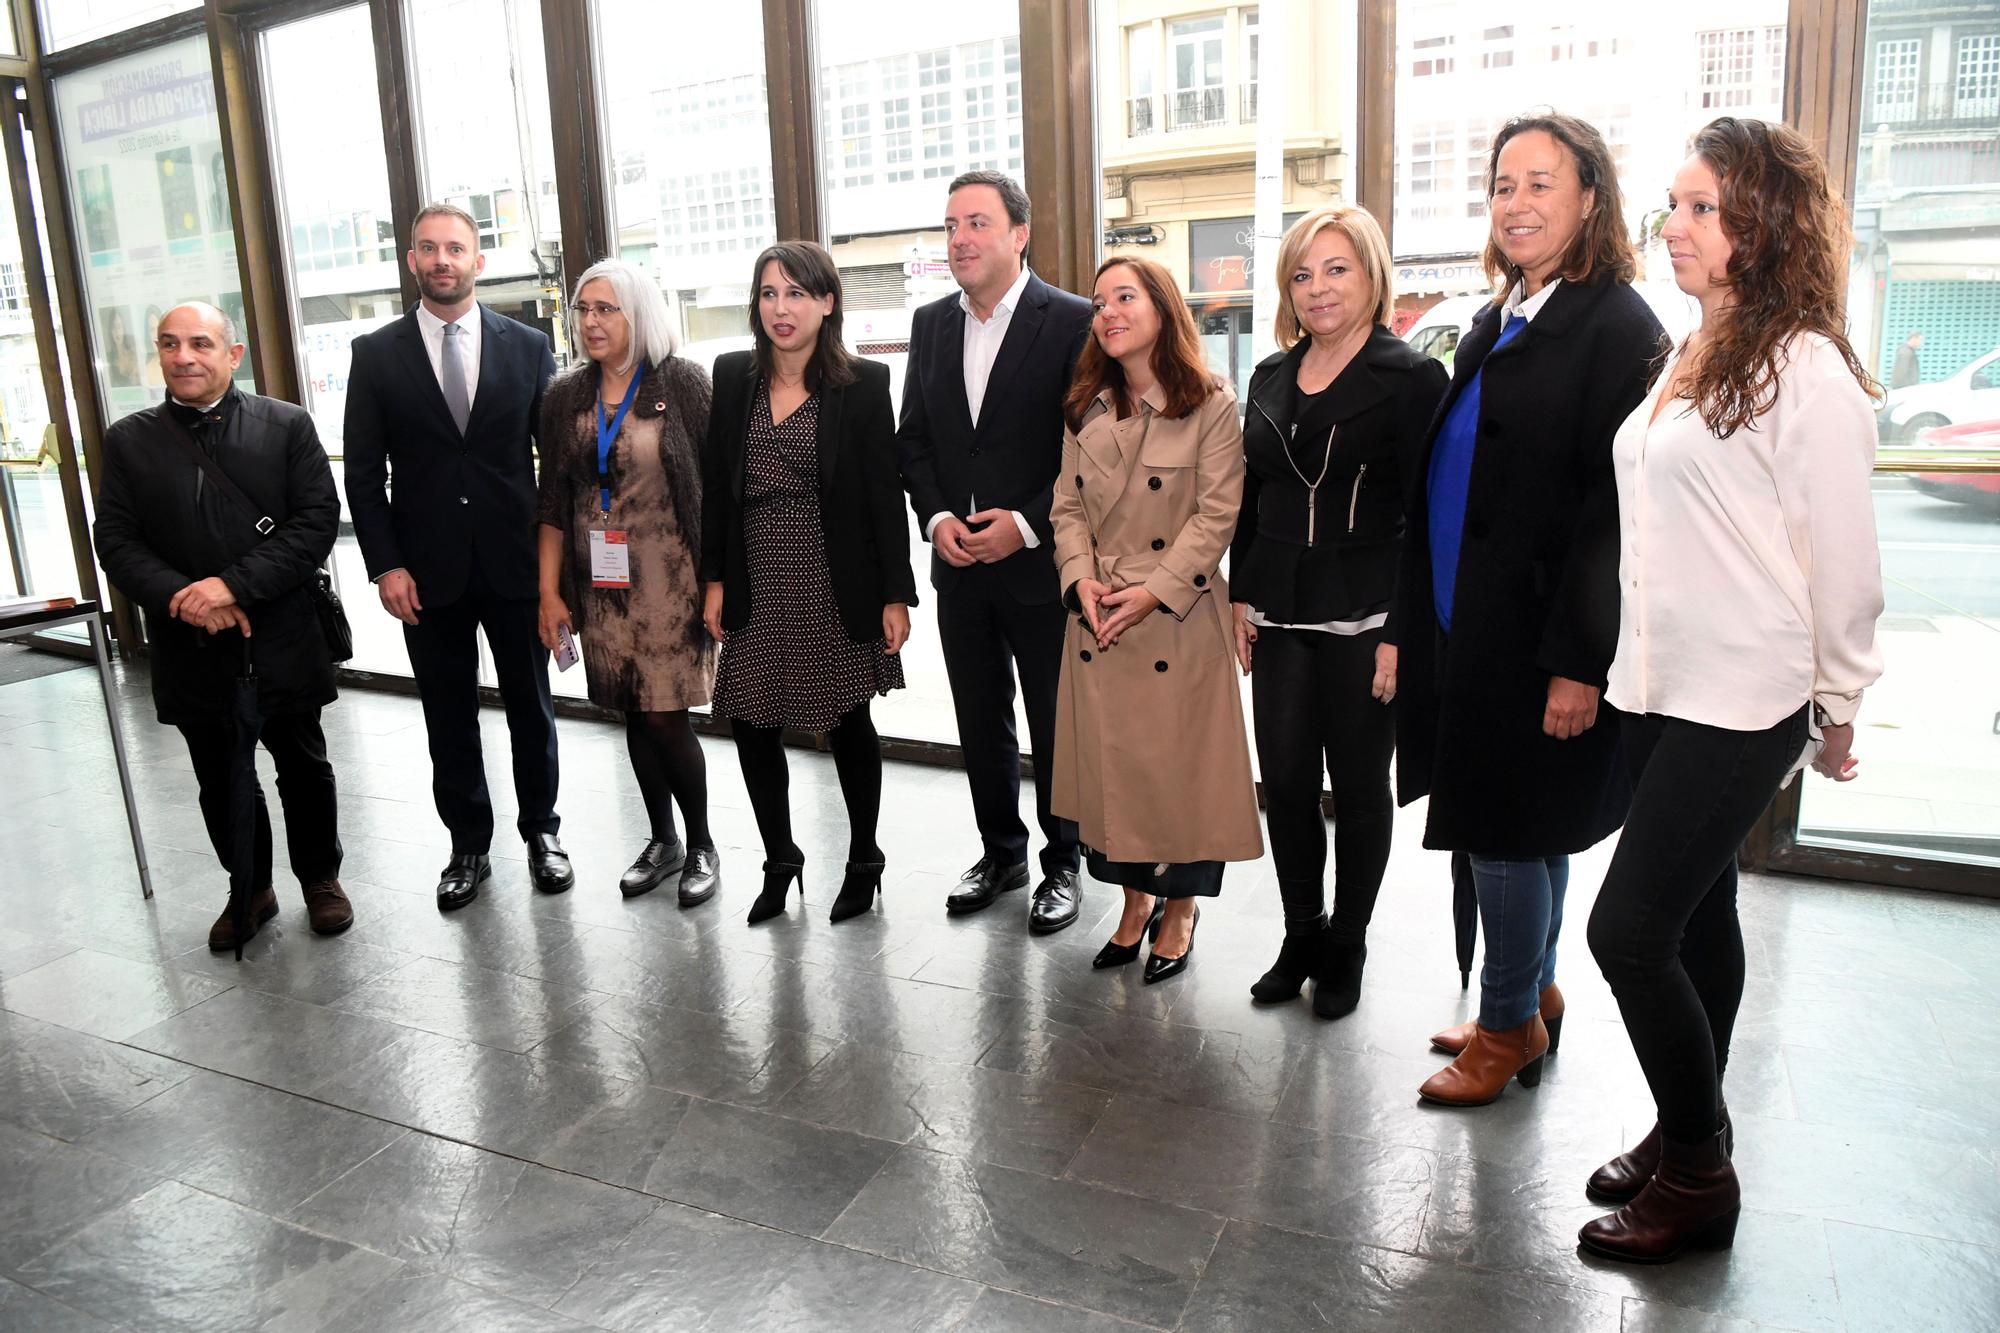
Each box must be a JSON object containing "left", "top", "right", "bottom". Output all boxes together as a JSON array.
[
  {"left": 344, "top": 203, "right": 570, "bottom": 910},
  {"left": 899, "top": 170, "right": 1094, "bottom": 933}
]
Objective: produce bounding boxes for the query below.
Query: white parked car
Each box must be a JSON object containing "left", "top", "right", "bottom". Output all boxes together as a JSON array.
[
  {"left": 1877, "top": 346, "right": 2000, "bottom": 444},
  {"left": 1401, "top": 283, "right": 1699, "bottom": 368}
]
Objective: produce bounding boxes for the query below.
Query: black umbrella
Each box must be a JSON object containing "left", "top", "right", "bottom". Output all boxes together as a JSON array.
[
  {"left": 223, "top": 634, "right": 264, "bottom": 961},
  {"left": 1450, "top": 851, "right": 1477, "bottom": 991}
]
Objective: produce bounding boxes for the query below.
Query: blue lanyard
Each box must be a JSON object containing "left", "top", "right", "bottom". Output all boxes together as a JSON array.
[{"left": 595, "top": 364, "right": 644, "bottom": 516}]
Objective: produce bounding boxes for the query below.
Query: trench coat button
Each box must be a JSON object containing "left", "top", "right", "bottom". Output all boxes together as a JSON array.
[
  {"left": 1075, "top": 474, "right": 1084, "bottom": 488},
  {"left": 1193, "top": 574, "right": 1207, "bottom": 588},
  {"left": 1154, "top": 660, "right": 1168, "bottom": 672},
  {"left": 1150, "top": 538, "right": 1165, "bottom": 550},
  {"left": 459, "top": 496, "right": 469, "bottom": 504},
  {"left": 1081, "top": 649, "right": 1093, "bottom": 662},
  {"left": 1147, "top": 476, "right": 1162, "bottom": 491}
]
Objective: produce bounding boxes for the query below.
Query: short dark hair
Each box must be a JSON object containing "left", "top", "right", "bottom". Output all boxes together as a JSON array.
[
  {"left": 746, "top": 241, "right": 858, "bottom": 392},
  {"left": 1481, "top": 111, "right": 1635, "bottom": 291},
  {"left": 948, "top": 170, "right": 1030, "bottom": 228},
  {"left": 410, "top": 202, "right": 481, "bottom": 250}
]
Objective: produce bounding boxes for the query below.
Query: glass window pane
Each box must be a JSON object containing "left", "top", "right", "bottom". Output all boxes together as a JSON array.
[
  {"left": 52, "top": 35, "right": 247, "bottom": 423},
  {"left": 0, "top": 127, "right": 75, "bottom": 600},
  {"left": 42, "top": 1, "right": 197, "bottom": 52},
  {"left": 814, "top": 4, "right": 1024, "bottom": 746},
  {"left": 0, "top": 5, "right": 17, "bottom": 59},
  {"left": 1800, "top": 0, "right": 2000, "bottom": 869}
]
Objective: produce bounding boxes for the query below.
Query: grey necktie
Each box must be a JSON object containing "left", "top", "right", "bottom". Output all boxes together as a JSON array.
[{"left": 440, "top": 321, "right": 471, "bottom": 435}]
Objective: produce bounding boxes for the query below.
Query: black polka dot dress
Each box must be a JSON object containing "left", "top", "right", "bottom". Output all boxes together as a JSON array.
[{"left": 711, "top": 386, "right": 904, "bottom": 731}]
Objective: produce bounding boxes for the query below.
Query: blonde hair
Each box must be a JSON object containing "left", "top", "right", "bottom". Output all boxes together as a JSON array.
[{"left": 1272, "top": 205, "right": 1394, "bottom": 349}]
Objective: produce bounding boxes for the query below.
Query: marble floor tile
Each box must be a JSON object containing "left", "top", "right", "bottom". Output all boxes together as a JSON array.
[
  {"left": 0, "top": 1009, "right": 195, "bottom": 1140},
  {"left": 532, "top": 994, "right": 837, "bottom": 1108},
  {"left": 315, "top": 1270, "right": 610, "bottom": 1332},
  {"left": 946, "top": 1288, "right": 1154, "bottom": 1332},
  {"left": 123, "top": 986, "right": 417, "bottom": 1095},
  {"left": 0, "top": 1276, "right": 115, "bottom": 1332},
  {"left": 1825, "top": 1219, "right": 2000, "bottom": 1332},
  {"left": 0, "top": 1121, "right": 160, "bottom": 1274},
  {"left": 0, "top": 947, "right": 234, "bottom": 1042},
  {"left": 327, "top": 952, "right": 605, "bottom": 1053}
]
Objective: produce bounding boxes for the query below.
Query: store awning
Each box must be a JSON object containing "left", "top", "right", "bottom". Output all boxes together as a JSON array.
[{"left": 1885, "top": 236, "right": 2000, "bottom": 283}]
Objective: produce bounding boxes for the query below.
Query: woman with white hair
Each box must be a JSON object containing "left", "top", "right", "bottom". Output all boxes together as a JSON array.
[{"left": 536, "top": 258, "right": 720, "bottom": 905}]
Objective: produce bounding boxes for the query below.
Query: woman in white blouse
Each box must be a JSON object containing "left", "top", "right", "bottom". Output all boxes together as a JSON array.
[{"left": 1579, "top": 117, "right": 1884, "bottom": 1266}]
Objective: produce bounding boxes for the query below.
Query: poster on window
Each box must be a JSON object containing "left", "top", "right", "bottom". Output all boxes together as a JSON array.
[{"left": 53, "top": 36, "right": 247, "bottom": 424}]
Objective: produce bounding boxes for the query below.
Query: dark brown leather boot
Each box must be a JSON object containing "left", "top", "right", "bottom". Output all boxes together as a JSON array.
[
  {"left": 1587, "top": 1103, "right": 1733, "bottom": 1204},
  {"left": 1431, "top": 983, "right": 1565, "bottom": 1055},
  {"left": 209, "top": 887, "right": 279, "bottom": 952},
  {"left": 302, "top": 881, "right": 354, "bottom": 936},
  {"left": 1418, "top": 1014, "right": 1549, "bottom": 1106},
  {"left": 1578, "top": 1126, "right": 1740, "bottom": 1264}
]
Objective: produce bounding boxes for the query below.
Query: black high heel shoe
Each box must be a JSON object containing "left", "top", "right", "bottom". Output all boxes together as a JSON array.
[
  {"left": 1143, "top": 904, "right": 1199, "bottom": 984},
  {"left": 747, "top": 859, "right": 805, "bottom": 925},
  {"left": 1093, "top": 899, "right": 1165, "bottom": 969},
  {"left": 830, "top": 860, "right": 885, "bottom": 923}
]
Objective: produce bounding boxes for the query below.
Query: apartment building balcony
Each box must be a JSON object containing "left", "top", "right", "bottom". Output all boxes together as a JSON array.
[{"left": 1123, "top": 82, "right": 1260, "bottom": 139}]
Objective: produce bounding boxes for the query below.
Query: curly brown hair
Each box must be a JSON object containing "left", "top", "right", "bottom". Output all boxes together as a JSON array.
[
  {"left": 1063, "top": 257, "right": 1216, "bottom": 428},
  {"left": 1671, "top": 117, "right": 1878, "bottom": 437},
  {"left": 1481, "top": 111, "right": 1636, "bottom": 294}
]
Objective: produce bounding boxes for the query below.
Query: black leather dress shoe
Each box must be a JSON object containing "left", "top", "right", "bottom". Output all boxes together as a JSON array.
[
  {"left": 678, "top": 845, "right": 721, "bottom": 908},
  {"left": 620, "top": 838, "right": 685, "bottom": 899},
  {"left": 944, "top": 856, "right": 1029, "bottom": 915},
  {"left": 1028, "top": 867, "right": 1082, "bottom": 934},
  {"left": 1143, "top": 905, "right": 1200, "bottom": 984},
  {"left": 526, "top": 833, "right": 575, "bottom": 894},
  {"left": 437, "top": 853, "right": 491, "bottom": 912}
]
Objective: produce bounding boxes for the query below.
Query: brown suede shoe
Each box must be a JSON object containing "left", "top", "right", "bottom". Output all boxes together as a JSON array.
[
  {"left": 209, "top": 887, "right": 280, "bottom": 952},
  {"left": 303, "top": 881, "right": 354, "bottom": 936},
  {"left": 1431, "top": 982, "right": 1565, "bottom": 1055},
  {"left": 1418, "top": 1014, "right": 1550, "bottom": 1106}
]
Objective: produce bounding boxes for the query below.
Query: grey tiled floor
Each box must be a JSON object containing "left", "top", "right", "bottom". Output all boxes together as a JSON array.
[{"left": 3, "top": 660, "right": 1998, "bottom": 1331}]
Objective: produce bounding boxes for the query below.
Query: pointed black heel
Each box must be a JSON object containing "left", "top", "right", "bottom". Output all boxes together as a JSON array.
[
  {"left": 1143, "top": 905, "right": 1199, "bottom": 984},
  {"left": 1093, "top": 899, "right": 1164, "bottom": 969},
  {"left": 747, "top": 859, "right": 805, "bottom": 925},
  {"left": 830, "top": 860, "right": 885, "bottom": 923}
]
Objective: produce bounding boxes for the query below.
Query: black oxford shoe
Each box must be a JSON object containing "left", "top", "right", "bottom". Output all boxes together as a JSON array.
[
  {"left": 945, "top": 856, "right": 1029, "bottom": 915},
  {"left": 1028, "top": 867, "right": 1082, "bottom": 934},
  {"left": 620, "top": 837, "right": 686, "bottom": 899},
  {"left": 678, "top": 845, "right": 721, "bottom": 908},
  {"left": 527, "top": 833, "right": 575, "bottom": 895},
  {"left": 437, "top": 853, "right": 490, "bottom": 912}
]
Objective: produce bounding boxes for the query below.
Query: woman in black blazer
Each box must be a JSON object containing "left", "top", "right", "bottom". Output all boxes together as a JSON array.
[
  {"left": 1389, "top": 112, "right": 1666, "bottom": 1108},
  {"left": 1231, "top": 204, "right": 1447, "bottom": 1020},
  {"left": 701, "top": 241, "right": 917, "bottom": 926}
]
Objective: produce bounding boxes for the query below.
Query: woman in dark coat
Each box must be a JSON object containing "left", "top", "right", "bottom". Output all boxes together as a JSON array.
[
  {"left": 1386, "top": 112, "right": 1665, "bottom": 1106},
  {"left": 701, "top": 241, "right": 915, "bottom": 926},
  {"left": 1231, "top": 203, "right": 1447, "bottom": 1020},
  {"left": 537, "top": 258, "right": 719, "bottom": 906}
]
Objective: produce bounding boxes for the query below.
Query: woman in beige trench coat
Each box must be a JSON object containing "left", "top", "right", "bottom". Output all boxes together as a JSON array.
[{"left": 1050, "top": 256, "right": 1263, "bottom": 984}]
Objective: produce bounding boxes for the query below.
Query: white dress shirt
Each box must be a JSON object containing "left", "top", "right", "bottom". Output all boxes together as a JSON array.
[
  {"left": 1606, "top": 332, "right": 1884, "bottom": 732},
  {"left": 1501, "top": 276, "right": 1562, "bottom": 323},
  {"left": 926, "top": 264, "right": 1039, "bottom": 549},
  {"left": 415, "top": 300, "right": 482, "bottom": 409}
]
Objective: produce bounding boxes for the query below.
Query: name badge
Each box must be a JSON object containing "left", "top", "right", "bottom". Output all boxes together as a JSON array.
[{"left": 589, "top": 529, "right": 631, "bottom": 588}]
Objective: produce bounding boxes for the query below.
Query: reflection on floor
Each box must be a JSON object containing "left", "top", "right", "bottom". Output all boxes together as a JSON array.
[{"left": 2, "top": 663, "right": 1997, "bottom": 1331}]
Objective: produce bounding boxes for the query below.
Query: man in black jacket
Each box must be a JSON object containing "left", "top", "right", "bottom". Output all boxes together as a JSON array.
[
  {"left": 94, "top": 302, "right": 350, "bottom": 951},
  {"left": 344, "top": 203, "right": 568, "bottom": 911},
  {"left": 899, "top": 171, "right": 1094, "bottom": 932}
]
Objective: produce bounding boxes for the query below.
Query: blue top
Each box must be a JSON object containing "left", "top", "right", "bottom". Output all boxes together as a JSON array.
[{"left": 1427, "top": 313, "right": 1526, "bottom": 634}]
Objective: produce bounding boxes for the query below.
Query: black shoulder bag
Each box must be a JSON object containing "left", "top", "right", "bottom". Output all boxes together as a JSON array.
[{"left": 164, "top": 417, "right": 354, "bottom": 663}]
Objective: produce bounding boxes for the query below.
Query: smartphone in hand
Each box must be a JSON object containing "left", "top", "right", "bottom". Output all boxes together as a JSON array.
[{"left": 554, "top": 624, "right": 580, "bottom": 672}]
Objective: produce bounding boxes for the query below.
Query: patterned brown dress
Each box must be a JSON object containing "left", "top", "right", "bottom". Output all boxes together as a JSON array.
[
  {"left": 711, "top": 385, "right": 903, "bottom": 731},
  {"left": 535, "top": 360, "right": 714, "bottom": 712}
]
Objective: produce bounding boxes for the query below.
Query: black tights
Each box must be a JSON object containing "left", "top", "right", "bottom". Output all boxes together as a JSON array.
[
  {"left": 730, "top": 702, "right": 884, "bottom": 864},
  {"left": 1587, "top": 704, "right": 1809, "bottom": 1143},
  {"left": 624, "top": 709, "right": 712, "bottom": 849},
  {"left": 1250, "top": 625, "right": 1395, "bottom": 939}
]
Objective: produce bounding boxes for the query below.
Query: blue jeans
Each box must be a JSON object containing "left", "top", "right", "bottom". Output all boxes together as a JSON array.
[{"left": 1470, "top": 854, "right": 1569, "bottom": 1030}]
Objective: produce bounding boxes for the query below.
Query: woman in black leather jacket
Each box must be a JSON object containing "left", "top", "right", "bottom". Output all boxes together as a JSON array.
[{"left": 1230, "top": 204, "right": 1447, "bottom": 1019}]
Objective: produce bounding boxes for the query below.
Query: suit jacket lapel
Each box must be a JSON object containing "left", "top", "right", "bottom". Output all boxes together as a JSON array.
[
  {"left": 393, "top": 311, "right": 457, "bottom": 436},
  {"left": 464, "top": 306, "right": 508, "bottom": 437},
  {"left": 731, "top": 358, "right": 757, "bottom": 500},
  {"left": 975, "top": 277, "right": 1047, "bottom": 440},
  {"left": 932, "top": 301, "right": 976, "bottom": 442}
]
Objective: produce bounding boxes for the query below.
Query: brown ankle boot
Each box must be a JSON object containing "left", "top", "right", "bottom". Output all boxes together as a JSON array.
[
  {"left": 208, "top": 887, "right": 280, "bottom": 952},
  {"left": 1431, "top": 983, "right": 1565, "bottom": 1056},
  {"left": 303, "top": 881, "right": 354, "bottom": 936},
  {"left": 1418, "top": 1014, "right": 1550, "bottom": 1106},
  {"left": 1587, "top": 1103, "right": 1733, "bottom": 1204},
  {"left": 1578, "top": 1126, "right": 1739, "bottom": 1263}
]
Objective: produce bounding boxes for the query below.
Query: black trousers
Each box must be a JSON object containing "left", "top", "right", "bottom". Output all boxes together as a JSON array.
[
  {"left": 1250, "top": 624, "right": 1396, "bottom": 935},
  {"left": 401, "top": 562, "right": 559, "bottom": 853},
  {"left": 178, "top": 709, "right": 342, "bottom": 890},
  {"left": 935, "top": 568, "right": 1077, "bottom": 874},
  {"left": 1587, "top": 703, "right": 1811, "bottom": 1144}
]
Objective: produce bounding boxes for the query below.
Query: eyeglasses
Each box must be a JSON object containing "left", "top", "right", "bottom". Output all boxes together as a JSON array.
[{"left": 576, "top": 302, "right": 623, "bottom": 321}]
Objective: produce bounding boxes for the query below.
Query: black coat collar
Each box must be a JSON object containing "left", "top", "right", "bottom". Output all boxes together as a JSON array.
[{"left": 1248, "top": 324, "right": 1407, "bottom": 435}]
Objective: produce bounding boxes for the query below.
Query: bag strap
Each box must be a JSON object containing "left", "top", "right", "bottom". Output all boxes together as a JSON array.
[{"left": 162, "top": 409, "right": 275, "bottom": 538}]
